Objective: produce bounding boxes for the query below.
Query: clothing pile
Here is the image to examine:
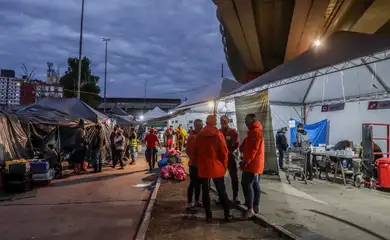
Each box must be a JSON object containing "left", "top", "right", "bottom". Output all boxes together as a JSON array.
[
  {"left": 161, "top": 164, "right": 186, "bottom": 181},
  {"left": 158, "top": 149, "right": 181, "bottom": 168}
]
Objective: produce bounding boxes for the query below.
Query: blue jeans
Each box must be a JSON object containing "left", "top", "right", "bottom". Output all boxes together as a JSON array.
[
  {"left": 130, "top": 146, "right": 136, "bottom": 161},
  {"left": 241, "top": 172, "right": 261, "bottom": 209},
  {"left": 91, "top": 149, "right": 101, "bottom": 169}
]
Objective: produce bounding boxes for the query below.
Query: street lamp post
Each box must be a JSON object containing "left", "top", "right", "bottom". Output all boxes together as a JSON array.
[
  {"left": 77, "top": 0, "right": 85, "bottom": 99},
  {"left": 103, "top": 37, "right": 110, "bottom": 106},
  {"left": 143, "top": 80, "right": 148, "bottom": 114}
]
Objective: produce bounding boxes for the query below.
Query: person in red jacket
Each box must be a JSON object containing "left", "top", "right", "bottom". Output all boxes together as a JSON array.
[
  {"left": 193, "top": 115, "right": 232, "bottom": 222},
  {"left": 240, "top": 113, "right": 264, "bottom": 219},
  {"left": 144, "top": 128, "right": 161, "bottom": 173},
  {"left": 186, "top": 119, "right": 203, "bottom": 211},
  {"left": 220, "top": 115, "right": 240, "bottom": 204}
]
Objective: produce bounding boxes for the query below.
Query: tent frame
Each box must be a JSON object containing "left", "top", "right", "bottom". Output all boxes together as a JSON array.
[{"left": 224, "top": 49, "right": 390, "bottom": 105}]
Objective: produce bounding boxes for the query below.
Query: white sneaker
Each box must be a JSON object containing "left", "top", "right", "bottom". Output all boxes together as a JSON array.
[{"left": 243, "top": 209, "right": 255, "bottom": 219}]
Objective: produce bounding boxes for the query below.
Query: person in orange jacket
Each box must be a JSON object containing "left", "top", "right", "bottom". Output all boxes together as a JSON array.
[
  {"left": 193, "top": 115, "right": 233, "bottom": 222},
  {"left": 186, "top": 119, "right": 203, "bottom": 211},
  {"left": 240, "top": 113, "right": 264, "bottom": 219}
]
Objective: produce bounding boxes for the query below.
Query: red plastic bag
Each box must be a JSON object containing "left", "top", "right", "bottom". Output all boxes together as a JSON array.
[
  {"left": 172, "top": 165, "right": 186, "bottom": 181},
  {"left": 161, "top": 165, "right": 173, "bottom": 179}
]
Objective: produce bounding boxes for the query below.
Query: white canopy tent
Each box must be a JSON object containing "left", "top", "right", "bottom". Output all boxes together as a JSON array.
[
  {"left": 143, "top": 107, "right": 168, "bottom": 121},
  {"left": 167, "top": 78, "right": 242, "bottom": 130},
  {"left": 225, "top": 31, "right": 390, "bottom": 149}
]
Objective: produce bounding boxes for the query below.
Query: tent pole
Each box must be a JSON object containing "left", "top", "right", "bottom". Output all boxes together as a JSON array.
[
  {"left": 303, "top": 104, "right": 307, "bottom": 125},
  {"left": 213, "top": 100, "right": 217, "bottom": 115}
]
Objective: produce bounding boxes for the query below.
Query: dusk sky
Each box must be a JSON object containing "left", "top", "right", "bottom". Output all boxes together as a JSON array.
[{"left": 0, "top": 0, "right": 232, "bottom": 98}]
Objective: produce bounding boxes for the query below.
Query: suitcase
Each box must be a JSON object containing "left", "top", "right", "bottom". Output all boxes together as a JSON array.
[{"left": 30, "top": 161, "right": 49, "bottom": 174}]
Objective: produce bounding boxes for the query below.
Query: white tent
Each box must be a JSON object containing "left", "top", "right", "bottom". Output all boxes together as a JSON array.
[
  {"left": 168, "top": 78, "right": 242, "bottom": 130},
  {"left": 143, "top": 107, "right": 168, "bottom": 121},
  {"left": 226, "top": 31, "right": 390, "bottom": 150}
]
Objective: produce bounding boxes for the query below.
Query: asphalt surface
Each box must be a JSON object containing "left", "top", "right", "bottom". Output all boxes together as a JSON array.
[
  {"left": 0, "top": 156, "right": 156, "bottom": 240},
  {"left": 223, "top": 170, "right": 390, "bottom": 240}
]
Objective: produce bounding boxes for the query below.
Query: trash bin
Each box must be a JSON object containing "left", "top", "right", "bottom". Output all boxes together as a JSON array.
[{"left": 376, "top": 158, "right": 390, "bottom": 188}]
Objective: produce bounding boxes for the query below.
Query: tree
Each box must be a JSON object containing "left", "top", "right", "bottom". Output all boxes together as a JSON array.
[{"left": 60, "top": 57, "right": 101, "bottom": 108}]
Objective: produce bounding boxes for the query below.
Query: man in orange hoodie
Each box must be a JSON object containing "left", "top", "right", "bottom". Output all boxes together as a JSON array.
[
  {"left": 186, "top": 119, "right": 203, "bottom": 211},
  {"left": 193, "top": 115, "right": 232, "bottom": 222},
  {"left": 240, "top": 113, "right": 264, "bottom": 219}
]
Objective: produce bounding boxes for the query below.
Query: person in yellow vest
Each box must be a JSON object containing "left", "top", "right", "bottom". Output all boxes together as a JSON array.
[
  {"left": 129, "top": 127, "right": 137, "bottom": 165},
  {"left": 175, "top": 124, "right": 187, "bottom": 151}
]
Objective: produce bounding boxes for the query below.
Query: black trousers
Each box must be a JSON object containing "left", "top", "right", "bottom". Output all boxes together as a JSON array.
[
  {"left": 113, "top": 149, "right": 124, "bottom": 168},
  {"left": 277, "top": 147, "right": 284, "bottom": 169},
  {"left": 145, "top": 147, "right": 158, "bottom": 170},
  {"left": 187, "top": 165, "right": 201, "bottom": 204},
  {"left": 227, "top": 153, "right": 239, "bottom": 199},
  {"left": 200, "top": 177, "right": 230, "bottom": 218}
]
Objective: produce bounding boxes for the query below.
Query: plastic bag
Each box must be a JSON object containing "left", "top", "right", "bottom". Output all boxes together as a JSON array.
[
  {"left": 172, "top": 164, "right": 186, "bottom": 181},
  {"left": 158, "top": 158, "right": 168, "bottom": 169},
  {"left": 161, "top": 165, "right": 173, "bottom": 179}
]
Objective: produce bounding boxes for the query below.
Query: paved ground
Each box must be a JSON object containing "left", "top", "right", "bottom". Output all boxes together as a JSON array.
[
  {"left": 146, "top": 177, "right": 280, "bottom": 240},
  {"left": 0, "top": 155, "right": 156, "bottom": 240},
  {"left": 146, "top": 156, "right": 281, "bottom": 240},
  {"left": 223, "top": 170, "right": 390, "bottom": 240}
]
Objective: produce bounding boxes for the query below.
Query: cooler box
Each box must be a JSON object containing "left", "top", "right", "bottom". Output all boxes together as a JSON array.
[
  {"left": 376, "top": 158, "right": 390, "bottom": 188},
  {"left": 30, "top": 161, "right": 49, "bottom": 174}
]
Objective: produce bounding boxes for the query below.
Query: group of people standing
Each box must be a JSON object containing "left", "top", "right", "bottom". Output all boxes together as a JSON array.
[
  {"left": 186, "top": 114, "right": 264, "bottom": 222},
  {"left": 109, "top": 125, "right": 138, "bottom": 170},
  {"left": 164, "top": 124, "right": 187, "bottom": 151}
]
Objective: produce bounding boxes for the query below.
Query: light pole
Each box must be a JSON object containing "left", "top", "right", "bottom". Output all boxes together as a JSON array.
[
  {"left": 103, "top": 37, "right": 110, "bottom": 106},
  {"left": 143, "top": 80, "right": 148, "bottom": 114},
  {"left": 77, "top": 0, "right": 85, "bottom": 99}
]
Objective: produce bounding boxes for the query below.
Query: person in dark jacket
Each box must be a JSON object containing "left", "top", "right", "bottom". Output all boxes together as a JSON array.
[
  {"left": 276, "top": 127, "right": 288, "bottom": 169},
  {"left": 110, "top": 125, "right": 119, "bottom": 163},
  {"left": 91, "top": 124, "right": 105, "bottom": 173},
  {"left": 72, "top": 119, "right": 86, "bottom": 173},
  {"left": 220, "top": 115, "right": 240, "bottom": 204}
]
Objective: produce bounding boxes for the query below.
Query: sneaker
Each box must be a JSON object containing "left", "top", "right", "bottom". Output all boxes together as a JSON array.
[
  {"left": 254, "top": 205, "right": 259, "bottom": 214},
  {"left": 194, "top": 201, "right": 203, "bottom": 207},
  {"left": 224, "top": 214, "right": 234, "bottom": 222},
  {"left": 186, "top": 205, "right": 196, "bottom": 212},
  {"left": 243, "top": 209, "right": 255, "bottom": 219}
]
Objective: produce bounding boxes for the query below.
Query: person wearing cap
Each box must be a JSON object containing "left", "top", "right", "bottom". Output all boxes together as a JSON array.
[
  {"left": 186, "top": 119, "right": 203, "bottom": 211},
  {"left": 193, "top": 115, "right": 233, "bottom": 222},
  {"left": 144, "top": 128, "right": 161, "bottom": 173},
  {"left": 220, "top": 115, "right": 240, "bottom": 204},
  {"left": 113, "top": 128, "right": 125, "bottom": 169},
  {"left": 91, "top": 124, "right": 105, "bottom": 173},
  {"left": 240, "top": 114, "right": 264, "bottom": 219},
  {"left": 276, "top": 127, "right": 288, "bottom": 170}
]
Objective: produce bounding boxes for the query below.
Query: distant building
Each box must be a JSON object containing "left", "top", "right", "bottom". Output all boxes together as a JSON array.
[
  {"left": 0, "top": 76, "right": 21, "bottom": 105},
  {"left": 97, "top": 97, "right": 181, "bottom": 116},
  {"left": 20, "top": 80, "right": 64, "bottom": 105}
]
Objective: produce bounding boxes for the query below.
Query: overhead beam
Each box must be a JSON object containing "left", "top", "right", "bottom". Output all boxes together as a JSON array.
[
  {"left": 285, "top": 0, "right": 330, "bottom": 61},
  {"left": 213, "top": 0, "right": 257, "bottom": 71},
  {"left": 351, "top": 0, "right": 390, "bottom": 34},
  {"left": 233, "top": 0, "right": 264, "bottom": 72},
  {"left": 323, "top": 0, "right": 374, "bottom": 37},
  {"left": 302, "top": 75, "right": 318, "bottom": 104},
  {"left": 361, "top": 58, "right": 390, "bottom": 93}
]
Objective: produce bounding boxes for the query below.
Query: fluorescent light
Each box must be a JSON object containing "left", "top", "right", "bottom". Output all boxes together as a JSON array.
[
  {"left": 314, "top": 39, "right": 322, "bottom": 47},
  {"left": 139, "top": 115, "right": 144, "bottom": 121}
]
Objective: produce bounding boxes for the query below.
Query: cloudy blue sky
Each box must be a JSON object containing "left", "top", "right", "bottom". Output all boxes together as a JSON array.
[{"left": 0, "top": 0, "right": 231, "bottom": 98}]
